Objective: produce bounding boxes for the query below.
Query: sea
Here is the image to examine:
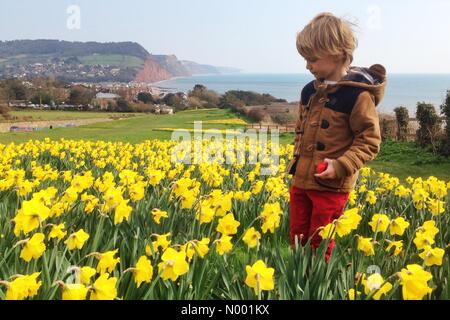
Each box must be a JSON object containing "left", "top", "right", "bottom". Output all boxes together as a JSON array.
[{"left": 153, "top": 73, "right": 450, "bottom": 116}]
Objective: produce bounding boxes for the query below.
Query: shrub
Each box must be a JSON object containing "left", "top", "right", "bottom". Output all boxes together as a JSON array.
[
  {"left": 272, "top": 113, "right": 295, "bottom": 125},
  {"left": 247, "top": 108, "right": 269, "bottom": 122},
  {"left": 439, "top": 90, "right": 450, "bottom": 156},
  {"left": 394, "top": 106, "right": 409, "bottom": 141},
  {"left": 416, "top": 102, "right": 442, "bottom": 154}
]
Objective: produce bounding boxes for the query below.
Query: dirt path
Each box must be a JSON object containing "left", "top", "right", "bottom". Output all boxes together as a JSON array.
[{"left": 0, "top": 118, "right": 115, "bottom": 133}]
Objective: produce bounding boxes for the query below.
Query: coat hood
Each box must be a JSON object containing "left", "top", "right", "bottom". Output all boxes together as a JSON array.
[{"left": 315, "top": 64, "right": 387, "bottom": 106}]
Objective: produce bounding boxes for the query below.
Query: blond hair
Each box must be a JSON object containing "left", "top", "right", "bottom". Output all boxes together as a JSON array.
[{"left": 296, "top": 12, "right": 357, "bottom": 65}]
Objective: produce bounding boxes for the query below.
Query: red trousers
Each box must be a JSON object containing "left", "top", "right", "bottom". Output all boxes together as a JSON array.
[{"left": 289, "top": 185, "right": 349, "bottom": 261}]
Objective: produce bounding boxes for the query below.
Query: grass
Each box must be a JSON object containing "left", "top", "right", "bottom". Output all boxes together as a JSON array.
[
  {"left": 78, "top": 54, "right": 144, "bottom": 68},
  {"left": 1, "top": 108, "right": 448, "bottom": 181},
  {"left": 369, "top": 139, "right": 450, "bottom": 181},
  {"left": 1, "top": 110, "right": 141, "bottom": 123},
  {"left": 0, "top": 53, "right": 144, "bottom": 68},
  {"left": 0, "top": 108, "right": 247, "bottom": 144},
  {"left": 278, "top": 133, "right": 450, "bottom": 181}
]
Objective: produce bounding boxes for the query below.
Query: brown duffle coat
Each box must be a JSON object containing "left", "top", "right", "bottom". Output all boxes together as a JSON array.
[{"left": 288, "top": 64, "right": 387, "bottom": 192}]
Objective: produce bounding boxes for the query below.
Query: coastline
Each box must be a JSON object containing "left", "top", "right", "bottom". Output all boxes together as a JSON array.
[{"left": 149, "top": 73, "right": 450, "bottom": 114}]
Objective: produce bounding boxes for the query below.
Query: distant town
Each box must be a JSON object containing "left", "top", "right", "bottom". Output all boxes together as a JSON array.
[{"left": 1, "top": 58, "right": 136, "bottom": 83}]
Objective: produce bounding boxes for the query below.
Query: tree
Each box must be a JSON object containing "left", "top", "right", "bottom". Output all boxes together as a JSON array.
[
  {"left": 220, "top": 90, "right": 284, "bottom": 107},
  {"left": 69, "top": 86, "right": 95, "bottom": 106},
  {"left": 188, "top": 84, "right": 219, "bottom": 107},
  {"left": 439, "top": 90, "right": 450, "bottom": 156},
  {"left": 394, "top": 106, "right": 409, "bottom": 141},
  {"left": 2, "top": 79, "right": 28, "bottom": 103},
  {"left": 188, "top": 96, "right": 202, "bottom": 109},
  {"left": 416, "top": 102, "right": 442, "bottom": 154},
  {"left": 137, "top": 92, "right": 154, "bottom": 104},
  {"left": 163, "top": 92, "right": 186, "bottom": 111},
  {"left": 31, "top": 92, "right": 52, "bottom": 105},
  {"left": 0, "top": 87, "right": 11, "bottom": 119},
  {"left": 116, "top": 98, "right": 131, "bottom": 112}
]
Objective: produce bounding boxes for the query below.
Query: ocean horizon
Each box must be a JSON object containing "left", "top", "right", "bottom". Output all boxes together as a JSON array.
[{"left": 153, "top": 73, "right": 450, "bottom": 116}]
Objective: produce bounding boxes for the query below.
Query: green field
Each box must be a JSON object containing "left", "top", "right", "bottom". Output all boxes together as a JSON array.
[
  {"left": 0, "top": 54, "right": 55, "bottom": 67},
  {"left": 0, "top": 53, "right": 145, "bottom": 68},
  {"left": 78, "top": 54, "right": 144, "bottom": 68},
  {"left": 0, "top": 108, "right": 449, "bottom": 181},
  {"left": 0, "top": 109, "right": 246, "bottom": 143},
  {"left": 1, "top": 110, "right": 143, "bottom": 123}
]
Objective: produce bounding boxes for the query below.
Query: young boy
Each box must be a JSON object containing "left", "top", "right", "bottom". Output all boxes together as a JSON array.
[{"left": 288, "top": 12, "right": 386, "bottom": 261}]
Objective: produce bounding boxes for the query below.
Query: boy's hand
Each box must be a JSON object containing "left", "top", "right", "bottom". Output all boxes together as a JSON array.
[{"left": 314, "top": 158, "right": 338, "bottom": 179}]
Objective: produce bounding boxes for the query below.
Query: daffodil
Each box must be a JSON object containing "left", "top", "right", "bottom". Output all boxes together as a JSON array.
[
  {"left": 128, "top": 182, "right": 145, "bottom": 201},
  {"left": 81, "top": 193, "right": 99, "bottom": 214},
  {"left": 342, "top": 208, "right": 362, "bottom": 230},
  {"left": 419, "top": 246, "right": 445, "bottom": 266},
  {"left": 245, "top": 260, "right": 275, "bottom": 295},
  {"left": 413, "top": 232, "right": 435, "bottom": 250},
  {"left": 398, "top": 264, "right": 433, "bottom": 300},
  {"left": 157, "top": 248, "right": 189, "bottom": 281},
  {"left": 79, "top": 266, "right": 96, "bottom": 285},
  {"left": 195, "top": 202, "right": 215, "bottom": 224},
  {"left": 61, "top": 283, "right": 88, "bottom": 300},
  {"left": 189, "top": 238, "right": 210, "bottom": 258},
  {"left": 114, "top": 200, "right": 132, "bottom": 225},
  {"left": 389, "top": 217, "right": 410, "bottom": 236},
  {"left": 65, "top": 229, "right": 90, "bottom": 250},
  {"left": 362, "top": 273, "right": 392, "bottom": 300},
  {"left": 365, "top": 191, "right": 377, "bottom": 205},
  {"left": 48, "top": 223, "right": 67, "bottom": 241},
  {"left": 385, "top": 240, "right": 403, "bottom": 256},
  {"left": 214, "top": 192, "right": 233, "bottom": 217},
  {"left": 130, "top": 256, "right": 153, "bottom": 288},
  {"left": 427, "top": 198, "right": 446, "bottom": 216},
  {"left": 147, "top": 169, "right": 165, "bottom": 186},
  {"left": 90, "top": 273, "right": 118, "bottom": 300},
  {"left": 1, "top": 272, "right": 42, "bottom": 300},
  {"left": 395, "top": 185, "right": 411, "bottom": 197},
  {"left": 357, "top": 236, "right": 375, "bottom": 256},
  {"left": 368, "top": 214, "right": 390, "bottom": 233},
  {"left": 319, "top": 223, "right": 336, "bottom": 240},
  {"left": 216, "top": 213, "right": 240, "bottom": 235},
  {"left": 96, "top": 249, "right": 120, "bottom": 274},
  {"left": 151, "top": 208, "right": 168, "bottom": 224},
  {"left": 419, "top": 220, "right": 439, "bottom": 238},
  {"left": 176, "top": 184, "right": 198, "bottom": 210},
  {"left": 243, "top": 227, "right": 261, "bottom": 248},
  {"left": 347, "top": 288, "right": 361, "bottom": 300},
  {"left": 334, "top": 215, "right": 356, "bottom": 237},
  {"left": 13, "top": 198, "right": 50, "bottom": 236},
  {"left": 20, "top": 233, "right": 46, "bottom": 262},
  {"left": 215, "top": 235, "right": 233, "bottom": 255},
  {"left": 146, "top": 233, "right": 171, "bottom": 256}
]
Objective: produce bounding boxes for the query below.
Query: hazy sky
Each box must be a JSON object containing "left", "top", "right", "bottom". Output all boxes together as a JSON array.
[{"left": 1, "top": 0, "right": 450, "bottom": 73}]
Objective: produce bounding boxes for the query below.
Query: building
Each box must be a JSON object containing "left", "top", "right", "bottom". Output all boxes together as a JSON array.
[
  {"left": 152, "top": 104, "right": 174, "bottom": 115},
  {"left": 93, "top": 92, "right": 121, "bottom": 110}
]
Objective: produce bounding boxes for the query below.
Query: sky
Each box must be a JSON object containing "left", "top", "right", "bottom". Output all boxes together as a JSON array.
[{"left": 1, "top": 0, "right": 450, "bottom": 74}]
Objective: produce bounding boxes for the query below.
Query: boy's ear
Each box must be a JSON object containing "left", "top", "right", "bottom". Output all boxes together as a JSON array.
[{"left": 332, "top": 54, "right": 346, "bottom": 64}]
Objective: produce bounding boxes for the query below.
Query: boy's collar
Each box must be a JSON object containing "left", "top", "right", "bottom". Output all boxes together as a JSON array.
[{"left": 313, "top": 78, "right": 340, "bottom": 94}]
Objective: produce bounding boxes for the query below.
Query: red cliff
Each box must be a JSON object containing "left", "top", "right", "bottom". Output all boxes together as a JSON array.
[{"left": 135, "top": 58, "right": 173, "bottom": 83}]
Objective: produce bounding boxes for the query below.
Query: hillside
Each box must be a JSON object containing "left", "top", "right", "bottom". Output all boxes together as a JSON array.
[{"left": 0, "top": 40, "right": 240, "bottom": 83}]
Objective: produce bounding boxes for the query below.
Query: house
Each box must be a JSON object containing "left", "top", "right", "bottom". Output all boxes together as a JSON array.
[
  {"left": 93, "top": 92, "right": 121, "bottom": 110},
  {"left": 153, "top": 104, "right": 173, "bottom": 115},
  {"left": 160, "top": 106, "right": 174, "bottom": 115}
]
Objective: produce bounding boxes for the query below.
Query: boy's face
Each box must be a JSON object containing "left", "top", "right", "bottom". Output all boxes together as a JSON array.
[{"left": 305, "top": 54, "right": 345, "bottom": 80}]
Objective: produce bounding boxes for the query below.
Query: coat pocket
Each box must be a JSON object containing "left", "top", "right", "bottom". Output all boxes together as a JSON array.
[
  {"left": 313, "top": 158, "right": 345, "bottom": 189},
  {"left": 287, "top": 157, "right": 299, "bottom": 175}
]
